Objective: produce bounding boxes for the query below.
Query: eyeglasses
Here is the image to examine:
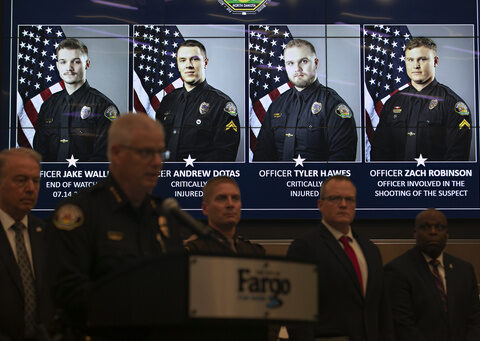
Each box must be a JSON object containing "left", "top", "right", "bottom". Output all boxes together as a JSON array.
[
  {"left": 417, "top": 223, "right": 447, "bottom": 231},
  {"left": 119, "top": 145, "right": 170, "bottom": 161},
  {"left": 322, "top": 196, "right": 356, "bottom": 204}
]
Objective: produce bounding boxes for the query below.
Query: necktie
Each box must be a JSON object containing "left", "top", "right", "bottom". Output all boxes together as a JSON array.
[
  {"left": 339, "top": 236, "right": 364, "bottom": 294},
  {"left": 11, "top": 222, "right": 37, "bottom": 338},
  {"left": 429, "top": 259, "right": 447, "bottom": 312}
]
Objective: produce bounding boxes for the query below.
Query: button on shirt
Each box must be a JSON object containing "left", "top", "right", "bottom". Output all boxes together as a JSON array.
[
  {"left": 0, "top": 209, "right": 34, "bottom": 274},
  {"left": 323, "top": 219, "right": 368, "bottom": 294},
  {"left": 423, "top": 252, "right": 447, "bottom": 294}
]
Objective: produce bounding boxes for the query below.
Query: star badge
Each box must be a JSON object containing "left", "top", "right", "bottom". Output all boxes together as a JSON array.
[
  {"left": 415, "top": 154, "right": 427, "bottom": 167},
  {"left": 66, "top": 155, "right": 79, "bottom": 168},
  {"left": 293, "top": 154, "right": 305, "bottom": 167},
  {"left": 184, "top": 154, "right": 196, "bottom": 167}
]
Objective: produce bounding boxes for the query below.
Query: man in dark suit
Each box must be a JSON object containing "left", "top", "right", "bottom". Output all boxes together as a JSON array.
[
  {"left": 0, "top": 148, "right": 53, "bottom": 341},
  {"left": 287, "top": 175, "right": 393, "bottom": 341},
  {"left": 384, "top": 208, "right": 480, "bottom": 341}
]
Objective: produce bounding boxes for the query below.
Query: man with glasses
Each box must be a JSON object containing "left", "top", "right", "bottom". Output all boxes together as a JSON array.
[
  {"left": 49, "top": 113, "right": 183, "bottom": 333},
  {"left": 287, "top": 175, "right": 393, "bottom": 341},
  {"left": 384, "top": 208, "right": 480, "bottom": 341}
]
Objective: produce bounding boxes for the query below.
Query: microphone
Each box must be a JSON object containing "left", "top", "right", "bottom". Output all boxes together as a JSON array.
[{"left": 162, "top": 198, "right": 213, "bottom": 238}]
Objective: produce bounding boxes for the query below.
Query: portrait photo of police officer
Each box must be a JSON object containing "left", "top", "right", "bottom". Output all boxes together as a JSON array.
[
  {"left": 370, "top": 26, "right": 475, "bottom": 161},
  {"left": 32, "top": 25, "right": 128, "bottom": 162},
  {"left": 251, "top": 25, "right": 361, "bottom": 162},
  {"left": 155, "top": 25, "right": 244, "bottom": 162}
]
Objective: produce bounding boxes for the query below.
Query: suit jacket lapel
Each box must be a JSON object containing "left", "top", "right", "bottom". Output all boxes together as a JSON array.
[
  {"left": 443, "top": 253, "right": 456, "bottom": 315},
  {"left": 0, "top": 222, "right": 24, "bottom": 296},
  {"left": 355, "top": 233, "right": 375, "bottom": 299},
  {"left": 318, "top": 224, "right": 364, "bottom": 299},
  {"left": 28, "top": 215, "right": 44, "bottom": 288}
]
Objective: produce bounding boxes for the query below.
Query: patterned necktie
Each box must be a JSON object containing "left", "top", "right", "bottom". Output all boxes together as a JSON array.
[
  {"left": 339, "top": 236, "right": 364, "bottom": 294},
  {"left": 11, "top": 222, "right": 37, "bottom": 338},
  {"left": 429, "top": 259, "right": 447, "bottom": 312}
]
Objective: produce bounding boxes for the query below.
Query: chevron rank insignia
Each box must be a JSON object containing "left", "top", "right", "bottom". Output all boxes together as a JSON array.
[
  {"left": 459, "top": 119, "right": 471, "bottom": 130},
  {"left": 225, "top": 120, "right": 238, "bottom": 132}
]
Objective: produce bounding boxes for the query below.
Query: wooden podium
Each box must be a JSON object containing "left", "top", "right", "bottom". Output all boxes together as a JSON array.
[{"left": 87, "top": 254, "right": 317, "bottom": 340}]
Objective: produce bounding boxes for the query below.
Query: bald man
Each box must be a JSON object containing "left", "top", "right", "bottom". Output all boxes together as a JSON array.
[{"left": 385, "top": 208, "right": 480, "bottom": 341}]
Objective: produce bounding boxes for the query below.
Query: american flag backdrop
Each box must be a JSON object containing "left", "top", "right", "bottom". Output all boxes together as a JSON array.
[
  {"left": 133, "top": 25, "right": 184, "bottom": 119},
  {"left": 16, "top": 25, "right": 66, "bottom": 148},
  {"left": 248, "top": 25, "right": 293, "bottom": 161},
  {"left": 364, "top": 25, "right": 412, "bottom": 160}
]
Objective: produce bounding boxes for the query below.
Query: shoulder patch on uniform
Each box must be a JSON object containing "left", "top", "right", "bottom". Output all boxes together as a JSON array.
[
  {"left": 199, "top": 102, "right": 210, "bottom": 115},
  {"left": 224, "top": 102, "right": 238, "bottom": 117},
  {"left": 455, "top": 102, "right": 469, "bottom": 116},
  {"left": 311, "top": 102, "right": 322, "bottom": 115},
  {"left": 104, "top": 106, "right": 118, "bottom": 121},
  {"left": 225, "top": 120, "right": 238, "bottom": 132},
  {"left": 54, "top": 204, "right": 84, "bottom": 231},
  {"left": 335, "top": 104, "right": 352, "bottom": 118},
  {"left": 80, "top": 106, "right": 92, "bottom": 119}
]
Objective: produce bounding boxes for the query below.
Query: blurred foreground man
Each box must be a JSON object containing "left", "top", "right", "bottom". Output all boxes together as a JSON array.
[
  {"left": 385, "top": 208, "right": 480, "bottom": 341},
  {"left": 287, "top": 175, "right": 393, "bottom": 341},
  {"left": 185, "top": 176, "right": 264, "bottom": 256},
  {"left": 0, "top": 148, "right": 53, "bottom": 341},
  {"left": 49, "top": 113, "right": 183, "bottom": 334}
]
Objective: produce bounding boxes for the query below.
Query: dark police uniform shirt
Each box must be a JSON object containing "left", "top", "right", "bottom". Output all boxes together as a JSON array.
[
  {"left": 49, "top": 175, "right": 183, "bottom": 325},
  {"left": 371, "top": 79, "right": 472, "bottom": 161},
  {"left": 253, "top": 79, "right": 357, "bottom": 161},
  {"left": 156, "top": 81, "right": 240, "bottom": 161},
  {"left": 33, "top": 81, "right": 118, "bottom": 162},
  {"left": 185, "top": 227, "right": 265, "bottom": 257}
]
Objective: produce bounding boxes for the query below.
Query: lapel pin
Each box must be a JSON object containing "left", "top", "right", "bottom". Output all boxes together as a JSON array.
[{"left": 35, "top": 226, "right": 42, "bottom": 232}]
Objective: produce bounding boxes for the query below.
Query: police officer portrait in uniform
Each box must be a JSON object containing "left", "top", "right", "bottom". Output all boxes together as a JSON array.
[
  {"left": 185, "top": 176, "right": 265, "bottom": 256},
  {"left": 48, "top": 113, "right": 183, "bottom": 333},
  {"left": 156, "top": 40, "right": 240, "bottom": 162},
  {"left": 253, "top": 38, "right": 358, "bottom": 162},
  {"left": 371, "top": 37, "right": 473, "bottom": 161},
  {"left": 33, "top": 38, "right": 119, "bottom": 162}
]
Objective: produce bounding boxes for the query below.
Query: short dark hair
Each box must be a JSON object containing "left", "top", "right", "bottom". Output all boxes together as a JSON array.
[
  {"left": 405, "top": 37, "right": 437, "bottom": 54},
  {"left": 415, "top": 208, "right": 447, "bottom": 229},
  {"left": 320, "top": 175, "right": 355, "bottom": 199},
  {"left": 203, "top": 176, "right": 239, "bottom": 203},
  {"left": 284, "top": 39, "right": 317, "bottom": 56},
  {"left": 56, "top": 38, "right": 89, "bottom": 57},
  {"left": 178, "top": 39, "right": 207, "bottom": 59}
]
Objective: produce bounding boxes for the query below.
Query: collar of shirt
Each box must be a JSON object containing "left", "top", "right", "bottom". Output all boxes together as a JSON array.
[
  {"left": 292, "top": 79, "right": 320, "bottom": 100},
  {"left": 64, "top": 80, "right": 91, "bottom": 101},
  {"left": 182, "top": 80, "right": 208, "bottom": 97},
  {"left": 104, "top": 175, "right": 151, "bottom": 214},
  {"left": 422, "top": 251, "right": 445, "bottom": 269},
  {"left": 322, "top": 218, "right": 353, "bottom": 241},
  {"left": 0, "top": 208, "right": 28, "bottom": 233},
  {"left": 407, "top": 78, "right": 438, "bottom": 94}
]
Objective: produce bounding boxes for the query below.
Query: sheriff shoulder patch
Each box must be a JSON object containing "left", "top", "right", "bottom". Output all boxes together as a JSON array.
[
  {"left": 455, "top": 102, "right": 469, "bottom": 116},
  {"left": 335, "top": 104, "right": 352, "bottom": 118},
  {"left": 54, "top": 204, "right": 84, "bottom": 231},
  {"left": 104, "top": 106, "right": 118, "bottom": 121},
  {"left": 224, "top": 102, "right": 238, "bottom": 117}
]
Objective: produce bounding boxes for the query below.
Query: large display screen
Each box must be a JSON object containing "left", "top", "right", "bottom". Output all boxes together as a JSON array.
[{"left": 2, "top": 0, "right": 479, "bottom": 219}]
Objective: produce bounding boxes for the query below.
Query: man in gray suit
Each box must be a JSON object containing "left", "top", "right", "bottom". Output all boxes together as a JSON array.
[{"left": 0, "top": 148, "right": 53, "bottom": 341}]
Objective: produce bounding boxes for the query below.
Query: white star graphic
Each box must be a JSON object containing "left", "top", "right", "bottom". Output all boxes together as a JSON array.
[
  {"left": 293, "top": 154, "right": 305, "bottom": 167},
  {"left": 415, "top": 154, "right": 427, "bottom": 167},
  {"left": 184, "top": 155, "right": 196, "bottom": 167},
  {"left": 66, "top": 155, "right": 79, "bottom": 168}
]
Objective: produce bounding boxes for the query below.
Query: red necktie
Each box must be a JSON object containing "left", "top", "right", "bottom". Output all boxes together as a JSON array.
[
  {"left": 430, "top": 259, "right": 447, "bottom": 312},
  {"left": 340, "top": 236, "right": 364, "bottom": 294}
]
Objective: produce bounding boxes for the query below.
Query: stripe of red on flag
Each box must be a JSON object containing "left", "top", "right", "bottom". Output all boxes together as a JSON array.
[
  {"left": 253, "top": 100, "right": 266, "bottom": 123},
  {"left": 17, "top": 121, "right": 30, "bottom": 148},
  {"left": 40, "top": 88, "right": 52, "bottom": 102},
  {"left": 150, "top": 95, "right": 160, "bottom": 112},
  {"left": 60, "top": 80, "right": 65, "bottom": 89},
  {"left": 374, "top": 101, "right": 383, "bottom": 116},
  {"left": 133, "top": 91, "right": 147, "bottom": 114},
  {"left": 365, "top": 110, "right": 374, "bottom": 143},
  {"left": 24, "top": 100, "right": 39, "bottom": 127},
  {"left": 164, "top": 84, "right": 175, "bottom": 94},
  {"left": 250, "top": 128, "right": 258, "bottom": 152},
  {"left": 268, "top": 88, "right": 281, "bottom": 102}
]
